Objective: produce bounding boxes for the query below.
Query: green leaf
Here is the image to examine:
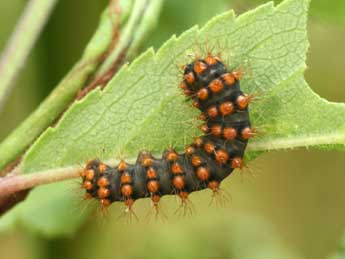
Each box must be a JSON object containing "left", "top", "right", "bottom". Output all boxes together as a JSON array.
[
  {"left": 22, "top": 0, "right": 345, "bottom": 174},
  {"left": 2, "top": 0, "right": 345, "bottom": 237}
]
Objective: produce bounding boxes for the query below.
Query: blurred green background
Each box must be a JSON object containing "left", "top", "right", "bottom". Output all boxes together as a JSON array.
[{"left": 0, "top": 0, "right": 344, "bottom": 259}]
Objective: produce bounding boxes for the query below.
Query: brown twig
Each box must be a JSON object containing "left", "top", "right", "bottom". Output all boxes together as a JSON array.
[{"left": 0, "top": 166, "right": 80, "bottom": 198}]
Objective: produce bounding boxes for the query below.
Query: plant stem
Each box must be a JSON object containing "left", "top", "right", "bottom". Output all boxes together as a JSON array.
[
  {"left": 0, "top": 158, "right": 121, "bottom": 198},
  {"left": 0, "top": 5, "right": 121, "bottom": 172},
  {"left": 0, "top": 0, "right": 58, "bottom": 112},
  {"left": 95, "top": 0, "right": 149, "bottom": 77},
  {"left": 0, "top": 166, "right": 80, "bottom": 198}
]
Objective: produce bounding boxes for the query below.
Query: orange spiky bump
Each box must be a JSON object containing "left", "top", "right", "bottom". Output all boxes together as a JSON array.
[
  {"left": 194, "top": 61, "right": 207, "bottom": 74},
  {"left": 146, "top": 167, "right": 157, "bottom": 179},
  {"left": 241, "top": 127, "right": 255, "bottom": 139},
  {"left": 199, "top": 124, "right": 209, "bottom": 133},
  {"left": 97, "top": 177, "right": 109, "bottom": 187},
  {"left": 205, "top": 53, "right": 217, "bottom": 65},
  {"left": 184, "top": 72, "right": 195, "bottom": 84},
  {"left": 197, "top": 88, "right": 209, "bottom": 100},
  {"left": 85, "top": 169, "right": 95, "bottom": 180},
  {"left": 118, "top": 160, "right": 128, "bottom": 171},
  {"left": 121, "top": 184, "right": 133, "bottom": 197},
  {"left": 147, "top": 180, "right": 159, "bottom": 193},
  {"left": 219, "top": 102, "right": 234, "bottom": 116},
  {"left": 222, "top": 73, "right": 235, "bottom": 85},
  {"left": 232, "top": 70, "right": 242, "bottom": 81},
  {"left": 191, "top": 155, "right": 202, "bottom": 167},
  {"left": 215, "top": 149, "right": 229, "bottom": 164},
  {"left": 173, "top": 176, "right": 185, "bottom": 189},
  {"left": 142, "top": 157, "right": 154, "bottom": 167},
  {"left": 207, "top": 106, "right": 218, "bottom": 118},
  {"left": 209, "top": 79, "right": 224, "bottom": 93},
  {"left": 97, "top": 187, "right": 110, "bottom": 199},
  {"left": 83, "top": 181, "right": 93, "bottom": 190},
  {"left": 223, "top": 127, "right": 237, "bottom": 140},
  {"left": 211, "top": 124, "right": 222, "bottom": 137},
  {"left": 196, "top": 167, "right": 210, "bottom": 181},
  {"left": 185, "top": 145, "right": 195, "bottom": 156},
  {"left": 231, "top": 157, "right": 243, "bottom": 169},
  {"left": 98, "top": 163, "right": 107, "bottom": 173},
  {"left": 236, "top": 95, "right": 251, "bottom": 109},
  {"left": 194, "top": 137, "right": 203, "bottom": 147},
  {"left": 100, "top": 199, "right": 111, "bottom": 207},
  {"left": 166, "top": 150, "right": 179, "bottom": 162},
  {"left": 204, "top": 142, "right": 215, "bottom": 153},
  {"left": 121, "top": 172, "right": 132, "bottom": 184},
  {"left": 208, "top": 180, "right": 219, "bottom": 191},
  {"left": 171, "top": 162, "right": 183, "bottom": 174}
]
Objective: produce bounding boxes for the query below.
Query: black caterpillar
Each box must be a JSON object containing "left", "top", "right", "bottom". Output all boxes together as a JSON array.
[{"left": 80, "top": 54, "right": 254, "bottom": 210}]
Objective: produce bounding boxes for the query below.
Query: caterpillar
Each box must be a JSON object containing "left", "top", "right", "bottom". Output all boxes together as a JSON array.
[{"left": 80, "top": 53, "right": 254, "bottom": 212}]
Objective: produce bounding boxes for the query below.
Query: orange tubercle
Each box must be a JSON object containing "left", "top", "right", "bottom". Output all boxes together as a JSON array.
[
  {"left": 231, "top": 157, "right": 243, "bottom": 169},
  {"left": 209, "top": 79, "right": 224, "bottom": 93},
  {"left": 194, "top": 61, "right": 207, "bottom": 74},
  {"left": 219, "top": 102, "right": 234, "bottom": 116},
  {"left": 241, "top": 127, "right": 256, "bottom": 139},
  {"left": 184, "top": 72, "right": 195, "bottom": 84},
  {"left": 197, "top": 88, "right": 209, "bottom": 100},
  {"left": 146, "top": 167, "right": 157, "bottom": 179},
  {"left": 97, "top": 187, "right": 110, "bottom": 199},
  {"left": 121, "top": 172, "right": 132, "bottom": 184},
  {"left": 207, "top": 106, "right": 218, "bottom": 118},
  {"left": 196, "top": 167, "right": 210, "bottom": 181},
  {"left": 215, "top": 150, "right": 229, "bottom": 164},
  {"left": 173, "top": 176, "right": 185, "bottom": 189},
  {"left": 147, "top": 180, "right": 159, "bottom": 193},
  {"left": 223, "top": 127, "right": 237, "bottom": 140},
  {"left": 191, "top": 155, "right": 202, "bottom": 167},
  {"left": 211, "top": 125, "right": 222, "bottom": 136},
  {"left": 121, "top": 184, "right": 133, "bottom": 197}
]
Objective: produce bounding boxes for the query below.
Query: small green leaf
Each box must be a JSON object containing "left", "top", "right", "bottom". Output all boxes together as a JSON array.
[{"left": 2, "top": 0, "right": 345, "bottom": 237}]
